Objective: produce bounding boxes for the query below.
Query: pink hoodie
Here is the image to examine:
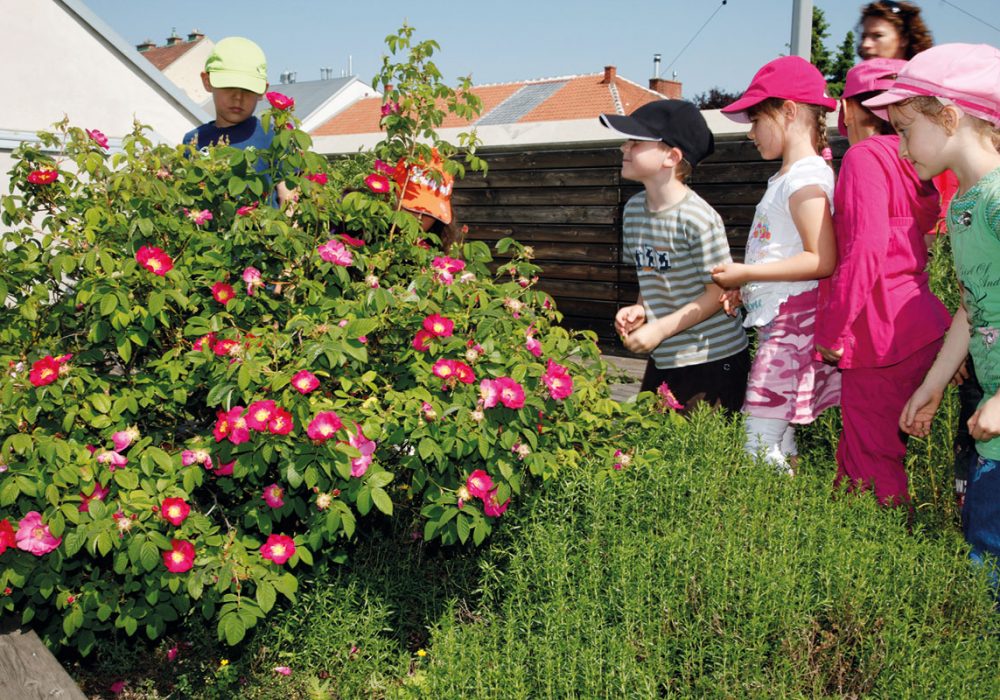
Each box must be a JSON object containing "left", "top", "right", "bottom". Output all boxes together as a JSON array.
[{"left": 816, "top": 135, "right": 950, "bottom": 368}]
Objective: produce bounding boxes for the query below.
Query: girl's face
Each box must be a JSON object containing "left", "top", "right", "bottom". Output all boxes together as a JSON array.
[
  {"left": 889, "top": 102, "right": 949, "bottom": 180},
  {"left": 620, "top": 139, "right": 670, "bottom": 182},
  {"left": 859, "top": 17, "right": 905, "bottom": 59},
  {"left": 748, "top": 110, "right": 784, "bottom": 160}
]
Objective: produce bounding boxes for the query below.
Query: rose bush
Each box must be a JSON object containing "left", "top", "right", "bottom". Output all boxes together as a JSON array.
[{"left": 0, "top": 26, "right": 662, "bottom": 653}]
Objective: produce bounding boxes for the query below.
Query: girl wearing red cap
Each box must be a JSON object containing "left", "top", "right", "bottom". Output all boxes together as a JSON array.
[
  {"left": 712, "top": 56, "right": 841, "bottom": 474},
  {"left": 815, "top": 59, "right": 950, "bottom": 506}
]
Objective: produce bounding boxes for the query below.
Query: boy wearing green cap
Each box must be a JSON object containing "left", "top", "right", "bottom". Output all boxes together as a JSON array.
[{"left": 182, "top": 36, "right": 291, "bottom": 205}]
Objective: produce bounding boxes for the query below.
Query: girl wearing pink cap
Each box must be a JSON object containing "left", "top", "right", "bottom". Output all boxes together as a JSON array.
[
  {"left": 868, "top": 43, "right": 1000, "bottom": 579},
  {"left": 815, "top": 59, "right": 950, "bottom": 506},
  {"left": 712, "top": 56, "right": 841, "bottom": 474}
]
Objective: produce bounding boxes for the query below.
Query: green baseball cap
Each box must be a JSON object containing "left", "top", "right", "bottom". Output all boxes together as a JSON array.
[{"left": 205, "top": 37, "right": 267, "bottom": 94}]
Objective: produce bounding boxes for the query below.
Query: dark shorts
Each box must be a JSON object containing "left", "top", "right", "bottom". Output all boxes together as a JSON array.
[{"left": 639, "top": 346, "right": 750, "bottom": 414}]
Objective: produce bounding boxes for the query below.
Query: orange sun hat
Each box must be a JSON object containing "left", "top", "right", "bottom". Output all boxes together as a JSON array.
[{"left": 394, "top": 150, "right": 454, "bottom": 225}]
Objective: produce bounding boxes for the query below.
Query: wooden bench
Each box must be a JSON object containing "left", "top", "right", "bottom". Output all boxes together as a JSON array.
[{"left": 0, "top": 618, "right": 87, "bottom": 699}]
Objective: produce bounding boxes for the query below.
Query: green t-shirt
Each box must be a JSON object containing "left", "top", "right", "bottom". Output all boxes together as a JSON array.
[{"left": 950, "top": 166, "right": 1000, "bottom": 459}]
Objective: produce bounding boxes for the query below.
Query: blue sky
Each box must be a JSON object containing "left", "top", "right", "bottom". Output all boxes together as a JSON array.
[{"left": 84, "top": 0, "right": 1000, "bottom": 99}]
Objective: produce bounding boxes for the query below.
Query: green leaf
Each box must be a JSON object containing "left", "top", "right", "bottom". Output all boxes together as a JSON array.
[
  {"left": 99, "top": 293, "right": 118, "bottom": 317},
  {"left": 114, "top": 469, "right": 139, "bottom": 490},
  {"left": 255, "top": 580, "right": 276, "bottom": 613},
  {"left": 140, "top": 541, "right": 160, "bottom": 572},
  {"left": 220, "top": 613, "right": 246, "bottom": 646},
  {"left": 371, "top": 487, "right": 393, "bottom": 515}
]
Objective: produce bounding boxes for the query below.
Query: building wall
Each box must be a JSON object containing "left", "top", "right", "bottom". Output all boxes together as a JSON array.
[{"left": 162, "top": 40, "right": 216, "bottom": 106}]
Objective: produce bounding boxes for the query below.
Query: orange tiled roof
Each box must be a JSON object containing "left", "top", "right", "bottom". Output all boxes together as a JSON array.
[
  {"left": 311, "top": 70, "right": 669, "bottom": 136},
  {"left": 141, "top": 39, "right": 203, "bottom": 71}
]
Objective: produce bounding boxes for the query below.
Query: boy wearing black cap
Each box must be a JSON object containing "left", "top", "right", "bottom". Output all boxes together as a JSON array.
[{"left": 601, "top": 99, "right": 748, "bottom": 412}]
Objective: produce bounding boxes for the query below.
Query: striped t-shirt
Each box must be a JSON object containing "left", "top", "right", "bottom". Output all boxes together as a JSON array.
[{"left": 623, "top": 189, "right": 748, "bottom": 369}]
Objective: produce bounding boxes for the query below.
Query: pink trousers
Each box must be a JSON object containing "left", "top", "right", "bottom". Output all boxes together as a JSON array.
[{"left": 835, "top": 338, "right": 943, "bottom": 505}]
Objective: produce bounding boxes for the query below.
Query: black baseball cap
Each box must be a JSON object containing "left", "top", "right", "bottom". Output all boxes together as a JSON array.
[{"left": 599, "top": 99, "right": 715, "bottom": 166}]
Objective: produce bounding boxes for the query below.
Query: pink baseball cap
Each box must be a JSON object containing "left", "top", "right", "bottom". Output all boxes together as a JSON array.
[
  {"left": 722, "top": 56, "right": 837, "bottom": 123},
  {"left": 838, "top": 58, "right": 906, "bottom": 136},
  {"left": 863, "top": 43, "right": 1000, "bottom": 127}
]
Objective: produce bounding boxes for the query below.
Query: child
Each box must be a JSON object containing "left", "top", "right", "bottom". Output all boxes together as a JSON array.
[
  {"left": 600, "top": 100, "right": 749, "bottom": 412},
  {"left": 867, "top": 43, "right": 1000, "bottom": 576},
  {"left": 393, "top": 150, "right": 465, "bottom": 252},
  {"left": 182, "top": 36, "right": 271, "bottom": 150},
  {"left": 815, "top": 59, "right": 950, "bottom": 505},
  {"left": 712, "top": 56, "right": 841, "bottom": 472}
]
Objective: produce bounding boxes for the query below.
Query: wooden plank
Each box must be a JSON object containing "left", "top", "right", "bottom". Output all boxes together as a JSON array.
[
  {"left": 481, "top": 148, "right": 622, "bottom": 171},
  {"left": 454, "top": 169, "right": 620, "bottom": 189},
  {"left": 462, "top": 224, "right": 619, "bottom": 245},
  {"left": 691, "top": 161, "right": 778, "bottom": 184},
  {"left": 485, "top": 244, "right": 620, "bottom": 264},
  {"left": 459, "top": 205, "right": 618, "bottom": 225},
  {"left": 453, "top": 186, "right": 620, "bottom": 207},
  {"left": 0, "top": 623, "right": 87, "bottom": 699}
]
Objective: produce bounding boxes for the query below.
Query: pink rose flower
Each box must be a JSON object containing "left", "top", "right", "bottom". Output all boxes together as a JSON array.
[
  {"left": 0, "top": 519, "right": 14, "bottom": 555},
  {"left": 525, "top": 337, "right": 542, "bottom": 357},
  {"left": 373, "top": 159, "right": 394, "bottom": 175},
  {"left": 213, "top": 461, "right": 235, "bottom": 477},
  {"left": 262, "top": 484, "right": 285, "bottom": 509},
  {"left": 307, "top": 411, "right": 343, "bottom": 442},
  {"left": 96, "top": 450, "right": 128, "bottom": 471},
  {"left": 111, "top": 426, "right": 139, "bottom": 452},
  {"left": 211, "top": 282, "right": 235, "bottom": 305},
  {"left": 466, "top": 470, "right": 493, "bottom": 500},
  {"left": 135, "top": 245, "right": 174, "bottom": 276},
  {"left": 161, "top": 498, "right": 191, "bottom": 526},
  {"left": 185, "top": 208, "right": 213, "bottom": 226},
  {"left": 317, "top": 239, "right": 353, "bottom": 266},
  {"left": 291, "top": 370, "right": 320, "bottom": 394},
  {"left": 260, "top": 534, "right": 296, "bottom": 565},
  {"left": 266, "top": 92, "right": 295, "bottom": 110},
  {"left": 483, "top": 489, "right": 510, "bottom": 518},
  {"left": 86, "top": 128, "right": 109, "bottom": 149},
  {"left": 245, "top": 400, "right": 277, "bottom": 431},
  {"left": 479, "top": 378, "right": 500, "bottom": 408},
  {"left": 657, "top": 381, "right": 684, "bottom": 410},
  {"left": 242, "top": 267, "right": 263, "bottom": 296},
  {"left": 305, "top": 172, "right": 328, "bottom": 185},
  {"left": 340, "top": 233, "right": 366, "bottom": 247},
  {"left": 364, "top": 173, "right": 390, "bottom": 194},
  {"left": 78, "top": 482, "right": 109, "bottom": 513},
  {"left": 269, "top": 408, "right": 294, "bottom": 435},
  {"left": 347, "top": 425, "right": 377, "bottom": 478},
  {"left": 15, "top": 511, "right": 62, "bottom": 556},
  {"left": 380, "top": 101, "right": 401, "bottom": 117},
  {"left": 412, "top": 330, "right": 434, "bottom": 352},
  {"left": 237, "top": 202, "right": 259, "bottom": 216},
  {"left": 422, "top": 314, "right": 454, "bottom": 338},
  {"left": 28, "top": 355, "right": 63, "bottom": 387},
  {"left": 213, "top": 406, "right": 250, "bottom": 444},
  {"left": 432, "top": 256, "right": 466, "bottom": 274},
  {"left": 496, "top": 377, "right": 525, "bottom": 409},
  {"left": 541, "top": 359, "right": 573, "bottom": 401},
  {"left": 27, "top": 168, "right": 58, "bottom": 185},
  {"left": 162, "top": 539, "right": 195, "bottom": 572}
]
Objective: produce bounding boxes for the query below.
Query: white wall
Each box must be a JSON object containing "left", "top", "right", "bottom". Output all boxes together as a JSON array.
[{"left": 162, "top": 40, "right": 216, "bottom": 107}]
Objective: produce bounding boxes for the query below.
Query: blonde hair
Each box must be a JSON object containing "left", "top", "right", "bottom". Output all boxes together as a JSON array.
[
  {"left": 747, "top": 98, "right": 834, "bottom": 162},
  {"left": 898, "top": 96, "right": 1000, "bottom": 151},
  {"left": 675, "top": 158, "right": 693, "bottom": 183}
]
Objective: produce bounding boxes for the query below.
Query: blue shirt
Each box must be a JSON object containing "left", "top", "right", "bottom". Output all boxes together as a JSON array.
[{"left": 182, "top": 116, "right": 273, "bottom": 155}]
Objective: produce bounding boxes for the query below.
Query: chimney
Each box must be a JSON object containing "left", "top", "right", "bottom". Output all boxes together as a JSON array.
[
  {"left": 165, "top": 28, "right": 182, "bottom": 46},
  {"left": 601, "top": 65, "right": 616, "bottom": 84},
  {"left": 136, "top": 38, "right": 156, "bottom": 52},
  {"left": 649, "top": 77, "right": 683, "bottom": 99},
  {"left": 653, "top": 53, "right": 662, "bottom": 79},
  {"left": 187, "top": 29, "right": 205, "bottom": 42}
]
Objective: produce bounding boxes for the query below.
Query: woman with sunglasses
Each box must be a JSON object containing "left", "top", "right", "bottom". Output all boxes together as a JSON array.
[{"left": 858, "top": 1, "right": 933, "bottom": 60}]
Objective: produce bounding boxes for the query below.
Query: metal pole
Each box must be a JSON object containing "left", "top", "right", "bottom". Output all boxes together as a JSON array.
[{"left": 790, "top": 0, "right": 813, "bottom": 60}]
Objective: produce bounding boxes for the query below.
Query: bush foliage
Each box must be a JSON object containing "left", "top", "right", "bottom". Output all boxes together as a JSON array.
[{"left": 0, "top": 26, "right": 658, "bottom": 654}]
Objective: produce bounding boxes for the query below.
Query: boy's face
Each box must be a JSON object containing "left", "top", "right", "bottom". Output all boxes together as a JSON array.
[
  {"left": 620, "top": 140, "right": 676, "bottom": 183},
  {"left": 201, "top": 72, "right": 264, "bottom": 128},
  {"left": 889, "top": 102, "right": 949, "bottom": 180}
]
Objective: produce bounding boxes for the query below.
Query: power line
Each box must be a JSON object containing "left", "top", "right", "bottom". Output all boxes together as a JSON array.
[
  {"left": 939, "top": 0, "right": 1000, "bottom": 35},
  {"left": 663, "top": 0, "right": 729, "bottom": 73}
]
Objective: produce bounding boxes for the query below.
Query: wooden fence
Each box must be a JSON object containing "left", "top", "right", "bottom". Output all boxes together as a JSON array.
[{"left": 452, "top": 133, "right": 847, "bottom": 352}]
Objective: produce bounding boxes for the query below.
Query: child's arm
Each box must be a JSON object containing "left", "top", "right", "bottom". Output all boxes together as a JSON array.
[
  {"left": 900, "top": 306, "right": 971, "bottom": 437},
  {"left": 711, "top": 184, "right": 835, "bottom": 287},
  {"left": 621, "top": 283, "right": 725, "bottom": 354}
]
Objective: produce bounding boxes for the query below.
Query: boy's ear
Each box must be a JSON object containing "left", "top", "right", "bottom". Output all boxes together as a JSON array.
[
  {"left": 200, "top": 72, "right": 213, "bottom": 93},
  {"left": 663, "top": 145, "right": 684, "bottom": 167}
]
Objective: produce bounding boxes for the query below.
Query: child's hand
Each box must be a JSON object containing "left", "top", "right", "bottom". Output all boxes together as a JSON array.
[
  {"left": 815, "top": 343, "right": 843, "bottom": 364},
  {"left": 720, "top": 289, "right": 742, "bottom": 316},
  {"left": 622, "top": 322, "right": 666, "bottom": 354},
  {"left": 900, "top": 383, "right": 944, "bottom": 437},
  {"left": 711, "top": 263, "right": 750, "bottom": 288},
  {"left": 950, "top": 358, "right": 970, "bottom": 386},
  {"left": 968, "top": 392, "right": 1000, "bottom": 442},
  {"left": 615, "top": 304, "right": 645, "bottom": 337}
]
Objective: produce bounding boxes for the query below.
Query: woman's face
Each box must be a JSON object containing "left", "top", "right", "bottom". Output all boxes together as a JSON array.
[{"left": 859, "top": 17, "right": 905, "bottom": 59}]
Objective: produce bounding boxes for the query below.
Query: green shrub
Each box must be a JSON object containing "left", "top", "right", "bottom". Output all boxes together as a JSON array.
[
  {"left": 0, "top": 25, "right": 658, "bottom": 654},
  {"left": 406, "top": 408, "right": 1000, "bottom": 698}
]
